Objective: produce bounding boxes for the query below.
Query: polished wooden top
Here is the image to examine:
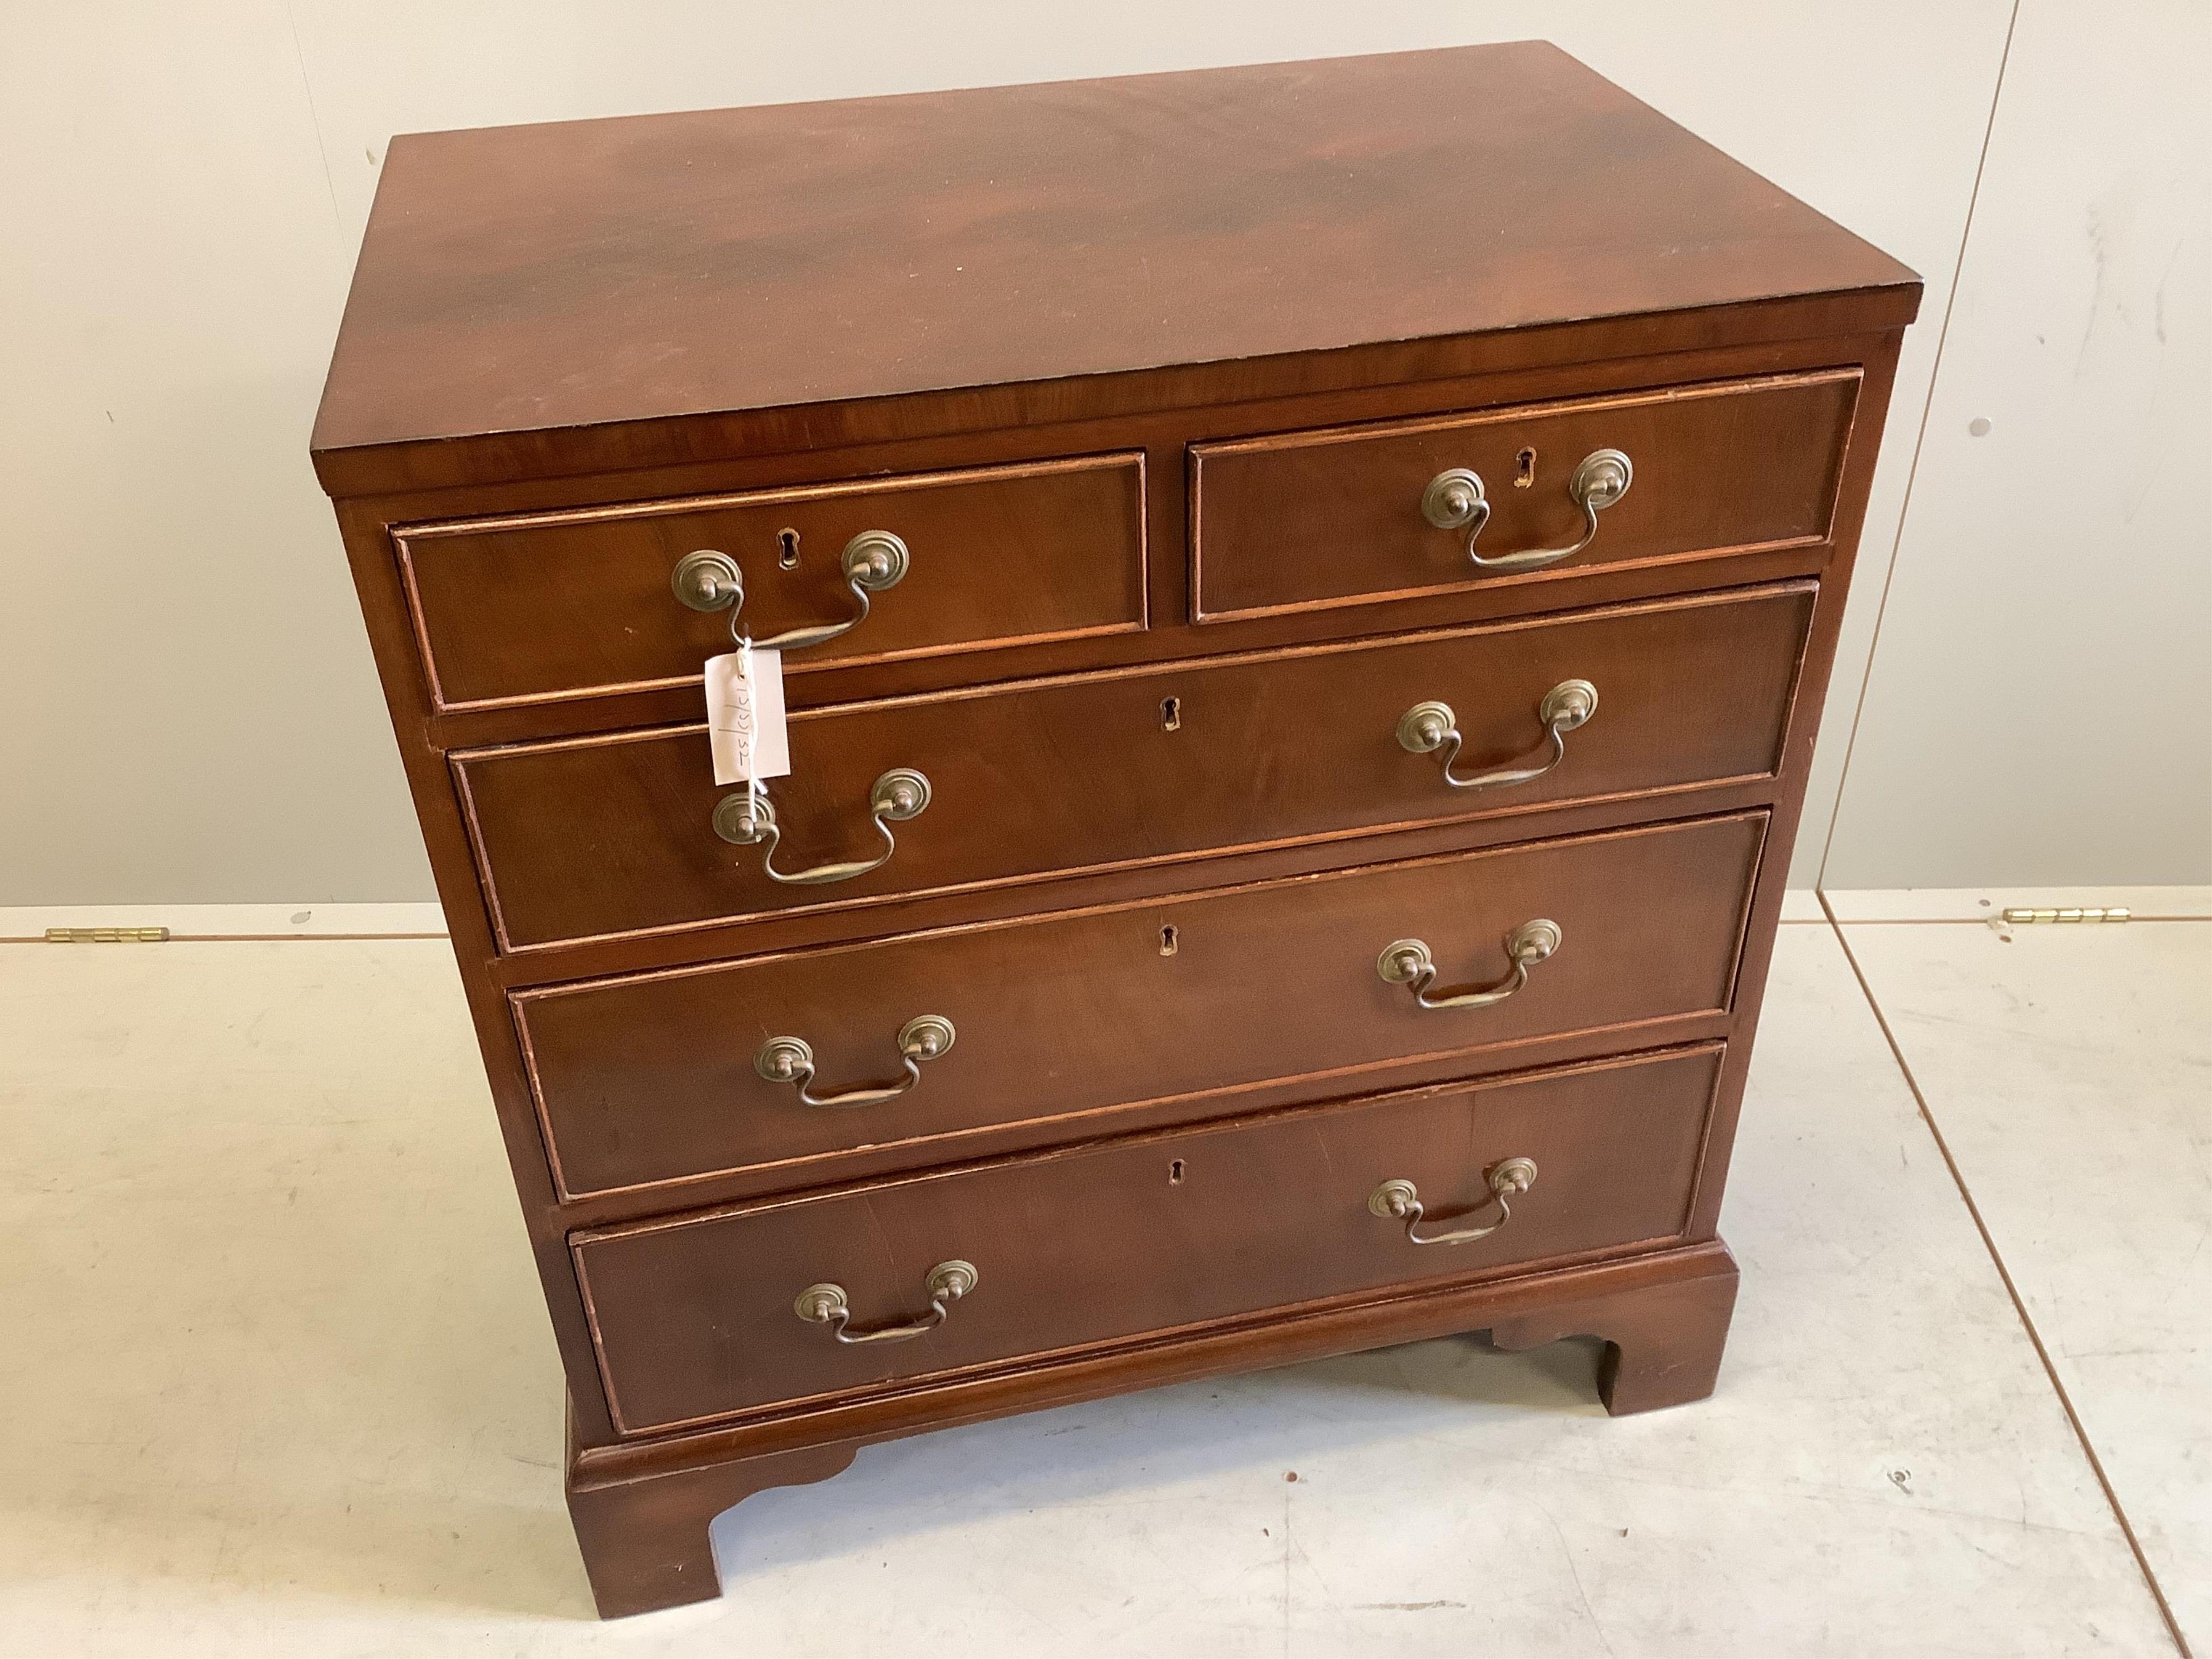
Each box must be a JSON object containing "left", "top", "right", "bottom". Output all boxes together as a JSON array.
[{"left": 313, "top": 42, "right": 1917, "bottom": 484}]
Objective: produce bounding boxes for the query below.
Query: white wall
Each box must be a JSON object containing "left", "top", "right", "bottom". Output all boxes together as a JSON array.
[
  {"left": 1821, "top": 0, "right": 2211, "bottom": 887},
  {"left": 1, "top": 6, "right": 419, "bottom": 905},
  {"left": 14, "top": 1, "right": 2171, "bottom": 905}
]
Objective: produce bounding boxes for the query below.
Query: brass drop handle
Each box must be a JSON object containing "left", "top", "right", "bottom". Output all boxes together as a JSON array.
[
  {"left": 795, "top": 1260, "right": 977, "bottom": 1345},
  {"left": 756, "top": 1015, "right": 955, "bottom": 1110},
  {"left": 712, "top": 768, "right": 930, "bottom": 885},
  {"left": 1397, "top": 679, "right": 1597, "bottom": 791},
  {"left": 671, "top": 530, "right": 909, "bottom": 651},
  {"left": 1421, "top": 449, "right": 1633, "bottom": 574},
  {"left": 1377, "top": 919, "right": 1561, "bottom": 1011},
  {"left": 1368, "top": 1158, "right": 1537, "bottom": 1247}
]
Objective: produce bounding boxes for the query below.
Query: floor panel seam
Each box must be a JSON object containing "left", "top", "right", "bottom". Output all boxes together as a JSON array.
[{"left": 1817, "top": 895, "right": 2193, "bottom": 1659}]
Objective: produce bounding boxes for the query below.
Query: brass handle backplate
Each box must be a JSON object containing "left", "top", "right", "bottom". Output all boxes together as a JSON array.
[
  {"left": 795, "top": 1259, "right": 977, "bottom": 1345},
  {"left": 1368, "top": 1158, "right": 1538, "bottom": 1246},
  {"left": 1421, "top": 448, "right": 1632, "bottom": 574},
  {"left": 1397, "top": 679, "right": 1597, "bottom": 791},
  {"left": 672, "top": 529, "right": 909, "bottom": 651},
  {"left": 1378, "top": 919, "right": 1561, "bottom": 1011},
  {"left": 756, "top": 1014, "right": 955, "bottom": 1110},
  {"left": 712, "top": 767, "right": 930, "bottom": 885}
]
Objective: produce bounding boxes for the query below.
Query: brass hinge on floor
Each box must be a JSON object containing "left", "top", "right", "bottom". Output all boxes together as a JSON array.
[
  {"left": 44, "top": 927, "right": 170, "bottom": 943},
  {"left": 1999, "top": 907, "right": 2129, "bottom": 925}
]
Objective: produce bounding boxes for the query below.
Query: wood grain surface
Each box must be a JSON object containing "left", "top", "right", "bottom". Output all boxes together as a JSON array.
[
  {"left": 574, "top": 1044, "right": 1726, "bottom": 1434},
  {"left": 398, "top": 453, "right": 1146, "bottom": 711},
  {"left": 455, "top": 586, "right": 1809, "bottom": 950},
  {"left": 1192, "top": 370, "right": 1858, "bottom": 619},
  {"left": 517, "top": 813, "right": 1764, "bottom": 1199},
  {"left": 310, "top": 41, "right": 1919, "bottom": 1617},
  {"left": 311, "top": 43, "right": 1914, "bottom": 491}
]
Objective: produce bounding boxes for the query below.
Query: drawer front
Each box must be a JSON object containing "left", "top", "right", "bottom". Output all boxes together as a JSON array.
[
  {"left": 395, "top": 453, "right": 1147, "bottom": 711},
  {"left": 460, "top": 584, "right": 1809, "bottom": 951},
  {"left": 574, "top": 1044, "right": 1724, "bottom": 1434},
  {"left": 521, "top": 813, "right": 1762, "bottom": 1198},
  {"left": 1191, "top": 370, "right": 1859, "bottom": 621}
]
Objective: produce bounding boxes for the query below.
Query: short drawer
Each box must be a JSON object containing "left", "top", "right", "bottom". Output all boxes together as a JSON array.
[
  {"left": 459, "top": 584, "right": 1809, "bottom": 951},
  {"left": 518, "top": 812, "right": 1763, "bottom": 1199},
  {"left": 395, "top": 453, "right": 1147, "bottom": 711},
  {"left": 572, "top": 1043, "right": 1724, "bottom": 1435},
  {"left": 1190, "top": 370, "right": 1859, "bottom": 621}
]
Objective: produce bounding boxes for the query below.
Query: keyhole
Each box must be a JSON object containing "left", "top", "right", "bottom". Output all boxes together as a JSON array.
[
  {"left": 1159, "top": 924, "right": 1178, "bottom": 956},
  {"left": 777, "top": 527, "right": 801, "bottom": 569},
  {"left": 1169, "top": 1159, "right": 1185, "bottom": 1185},
  {"left": 1161, "top": 696, "right": 1181, "bottom": 732},
  {"left": 1514, "top": 448, "right": 1537, "bottom": 488}
]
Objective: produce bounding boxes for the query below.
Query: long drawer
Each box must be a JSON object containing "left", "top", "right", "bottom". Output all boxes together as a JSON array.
[
  {"left": 572, "top": 1043, "right": 1726, "bottom": 1435},
  {"left": 517, "top": 812, "right": 1764, "bottom": 1199},
  {"left": 395, "top": 453, "right": 1148, "bottom": 712},
  {"left": 459, "top": 584, "right": 1810, "bottom": 951},
  {"left": 1190, "top": 370, "right": 1859, "bottom": 621}
]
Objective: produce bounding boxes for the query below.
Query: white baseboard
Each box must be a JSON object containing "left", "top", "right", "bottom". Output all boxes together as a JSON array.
[
  {"left": 1778, "top": 889, "right": 1825, "bottom": 923},
  {"left": 1820, "top": 886, "right": 2212, "bottom": 923},
  {"left": 4, "top": 893, "right": 1837, "bottom": 939},
  {"left": 6, "top": 886, "right": 2203, "bottom": 943},
  {"left": 0, "top": 902, "right": 449, "bottom": 941}
]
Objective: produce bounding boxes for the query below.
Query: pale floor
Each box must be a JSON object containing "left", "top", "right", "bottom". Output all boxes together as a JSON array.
[{"left": 1, "top": 909, "right": 2204, "bottom": 1656}]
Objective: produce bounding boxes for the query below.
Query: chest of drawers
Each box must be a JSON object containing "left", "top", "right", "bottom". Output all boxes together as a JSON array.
[{"left": 313, "top": 42, "right": 1917, "bottom": 1617}]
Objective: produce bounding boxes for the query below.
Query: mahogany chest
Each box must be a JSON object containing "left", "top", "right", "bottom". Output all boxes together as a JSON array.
[{"left": 312, "top": 42, "right": 1918, "bottom": 1616}]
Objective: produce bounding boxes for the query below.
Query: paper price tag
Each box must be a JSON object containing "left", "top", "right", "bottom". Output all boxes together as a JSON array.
[{"left": 705, "top": 645, "right": 791, "bottom": 786}]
